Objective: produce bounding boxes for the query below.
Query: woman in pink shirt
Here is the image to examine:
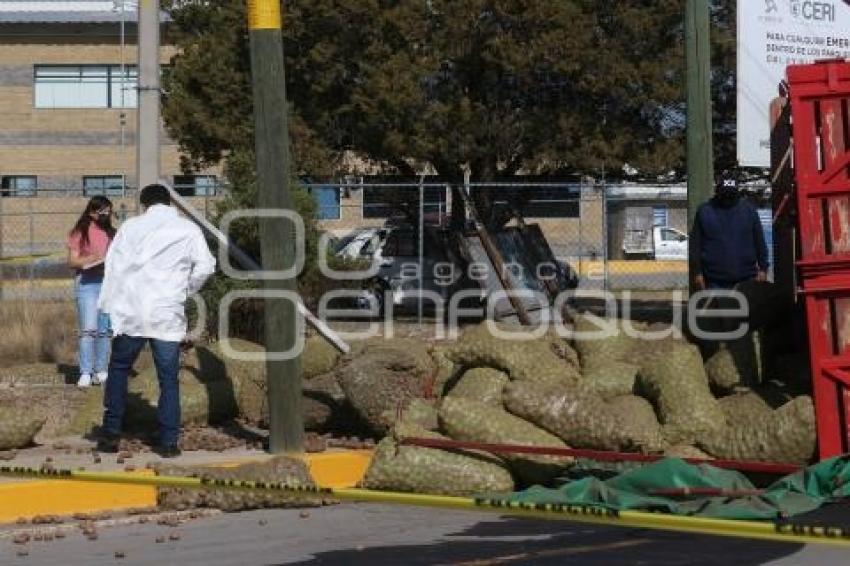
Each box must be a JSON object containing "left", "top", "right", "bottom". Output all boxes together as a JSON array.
[{"left": 67, "top": 196, "right": 116, "bottom": 387}]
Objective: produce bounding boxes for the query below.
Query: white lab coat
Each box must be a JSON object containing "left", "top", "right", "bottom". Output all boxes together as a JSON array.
[{"left": 98, "top": 204, "right": 216, "bottom": 342}]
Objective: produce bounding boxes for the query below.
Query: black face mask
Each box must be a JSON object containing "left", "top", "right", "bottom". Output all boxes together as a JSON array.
[
  {"left": 715, "top": 189, "right": 740, "bottom": 207},
  {"left": 94, "top": 214, "right": 111, "bottom": 228}
]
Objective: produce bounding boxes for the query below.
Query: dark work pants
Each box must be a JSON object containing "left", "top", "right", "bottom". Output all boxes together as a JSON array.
[{"left": 102, "top": 335, "right": 181, "bottom": 446}]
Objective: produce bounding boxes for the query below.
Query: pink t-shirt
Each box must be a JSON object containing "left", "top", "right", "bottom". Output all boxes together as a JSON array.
[{"left": 67, "top": 224, "right": 112, "bottom": 259}]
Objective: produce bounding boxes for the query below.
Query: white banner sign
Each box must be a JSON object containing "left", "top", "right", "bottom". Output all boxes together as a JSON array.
[{"left": 737, "top": 0, "right": 850, "bottom": 167}]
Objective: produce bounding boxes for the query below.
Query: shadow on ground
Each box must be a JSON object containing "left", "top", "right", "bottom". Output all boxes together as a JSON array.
[{"left": 289, "top": 518, "right": 802, "bottom": 565}]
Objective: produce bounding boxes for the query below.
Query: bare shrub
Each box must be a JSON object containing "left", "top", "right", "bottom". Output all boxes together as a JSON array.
[{"left": 0, "top": 300, "right": 77, "bottom": 366}]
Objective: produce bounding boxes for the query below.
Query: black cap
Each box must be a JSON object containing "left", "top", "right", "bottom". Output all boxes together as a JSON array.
[{"left": 715, "top": 174, "right": 738, "bottom": 193}]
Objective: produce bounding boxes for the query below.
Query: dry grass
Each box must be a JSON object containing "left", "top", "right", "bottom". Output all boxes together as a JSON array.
[{"left": 0, "top": 299, "right": 77, "bottom": 367}]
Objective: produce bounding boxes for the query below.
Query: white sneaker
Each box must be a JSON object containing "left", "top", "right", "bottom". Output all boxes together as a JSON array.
[
  {"left": 77, "top": 373, "right": 92, "bottom": 388},
  {"left": 93, "top": 372, "right": 108, "bottom": 386}
]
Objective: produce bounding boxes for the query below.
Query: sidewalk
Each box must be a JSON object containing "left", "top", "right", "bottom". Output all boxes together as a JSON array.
[{"left": 0, "top": 436, "right": 371, "bottom": 523}]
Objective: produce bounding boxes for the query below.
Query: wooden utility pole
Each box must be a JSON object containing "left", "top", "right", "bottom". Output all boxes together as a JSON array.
[
  {"left": 246, "top": 0, "right": 303, "bottom": 453},
  {"left": 685, "top": 0, "right": 714, "bottom": 289}
]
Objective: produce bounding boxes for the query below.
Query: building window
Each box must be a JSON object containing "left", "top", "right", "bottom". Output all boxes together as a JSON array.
[
  {"left": 362, "top": 186, "right": 448, "bottom": 220},
  {"left": 519, "top": 186, "right": 580, "bottom": 218},
  {"left": 308, "top": 186, "right": 342, "bottom": 220},
  {"left": 174, "top": 175, "right": 218, "bottom": 196},
  {"left": 423, "top": 186, "right": 448, "bottom": 220},
  {"left": 110, "top": 66, "right": 138, "bottom": 108},
  {"left": 363, "top": 186, "right": 404, "bottom": 219},
  {"left": 480, "top": 186, "right": 580, "bottom": 219},
  {"left": 83, "top": 176, "right": 124, "bottom": 196},
  {"left": 653, "top": 206, "right": 669, "bottom": 227},
  {"left": 34, "top": 65, "right": 138, "bottom": 109},
  {"left": 1, "top": 176, "right": 37, "bottom": 197},
  {"left": 660, "top": 228, "right": 684, "bottom": 242}
]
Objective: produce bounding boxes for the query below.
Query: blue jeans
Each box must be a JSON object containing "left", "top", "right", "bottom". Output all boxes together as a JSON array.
[
  {"left": 102, "top": 335, "right": 182, "bottom": 446},
  {"left": 74, "top": 273, "right": 111, "bottom": 375}
]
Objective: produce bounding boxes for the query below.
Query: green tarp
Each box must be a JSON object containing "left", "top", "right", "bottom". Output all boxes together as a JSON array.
[{"left": 492, "top": 456, "right": 850, "bottom": 520}]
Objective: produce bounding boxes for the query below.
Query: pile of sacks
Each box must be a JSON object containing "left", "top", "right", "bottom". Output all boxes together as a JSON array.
[
  {"left": 0, "top": 314, "right": 814, "bottom": 491},
  {"left": 361, "top": 316, "right": 816, "bottom": 496},
  {"left": 66, "top": 335, "right": 352, "bottom": 439}
]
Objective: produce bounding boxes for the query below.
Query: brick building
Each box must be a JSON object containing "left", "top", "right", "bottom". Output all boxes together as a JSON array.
[
  {"left": 0, "top": 1, "right": 688, "bottom": 275},
  {"left": 0, "top": 1, "right": 215, "bottom": 196},
  {"left": 0, "top": 1, "right": 220, "bottom": 257}
]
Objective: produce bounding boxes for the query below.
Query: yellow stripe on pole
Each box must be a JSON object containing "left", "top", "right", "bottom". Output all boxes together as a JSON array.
[
  {"left": 2, "top": 466, "right": 850, "bottom": 547},
  {"left": 247, "top": 0, "right": 282, "bottom": 30}
]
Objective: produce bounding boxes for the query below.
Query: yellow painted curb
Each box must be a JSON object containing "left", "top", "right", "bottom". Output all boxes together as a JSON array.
[
  {"left": 0, "top": 472, "right": 156, "bottom": 523},
  {"left": 304, "top": 450, "right": 372, "bottom": 489},
  {"left": 578, "top": 260, "right": 688, "bottom": 277},
  {"left": 0, "top": 450, "right": 373, "bottom": 523}
]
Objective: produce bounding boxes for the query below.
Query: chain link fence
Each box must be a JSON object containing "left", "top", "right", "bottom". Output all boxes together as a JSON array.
[
  {"left": 0, "top": 187, "right": 219, "bottom": 300},
  {"left": 306, "top": 180, "right": 690, "bottom": 292},
  {"left": 1, "top": 180, "right": 696, "bottom": 303}
]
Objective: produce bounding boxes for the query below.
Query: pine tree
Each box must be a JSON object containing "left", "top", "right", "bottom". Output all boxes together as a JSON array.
[{"left": 163, "top": 1, "right": 737, "bottom": 182}]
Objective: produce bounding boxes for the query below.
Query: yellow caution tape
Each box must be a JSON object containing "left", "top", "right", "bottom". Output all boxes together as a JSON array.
[
  {"left": 247, "top": 0, "right": 282, "bottom": 30},
  {"left": 1, "top": 465, "right": 849, "bottom": 547}
]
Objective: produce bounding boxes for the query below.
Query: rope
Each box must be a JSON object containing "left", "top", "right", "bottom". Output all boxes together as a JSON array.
[{"left": 399, "top": 437, "right": 803, "bottom": 475}]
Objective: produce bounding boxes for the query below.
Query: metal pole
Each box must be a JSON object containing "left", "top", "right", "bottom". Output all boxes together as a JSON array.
[
  {"left": 137, "top": 0, "right": 160, "bottom": 188},
  {"left": 0, "top": 191, "right": 4, "bottom": 300},
  {"left": 120, "top": 0, "right": 127, "bottom": 194},
  {"left": 162, "top": 182, "right": 348, "bottom": 353},
  {"left": 246, "top": 0, "right": 303, "bottom": 454},
  {"left": 0, "top": 188, "right": 3, "bottom": 260},
  {"left": 119, "top": 1, "right": 126, "bottom": 108},
  {"left": 578, "top": 179, "right": 584, "bottom": 288},
  {"left": 601, "top": 183, "right": 609, "bottom": 294},
  {"left": 28, "top": 199, "right": 34, "bottom": 257},
  {"left": 443, "top": 184, "right": 449, "bottom": 228},
  {"left": 418, "top": 178, "right": 424, "bottom": 328},
  {"left": 686, "top": 0, "right": 714, "bottom": 290}
]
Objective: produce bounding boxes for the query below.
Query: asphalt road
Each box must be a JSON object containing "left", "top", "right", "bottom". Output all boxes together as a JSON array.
[{"left": 2, "top": 504, "right": 846, "bottom": 566}]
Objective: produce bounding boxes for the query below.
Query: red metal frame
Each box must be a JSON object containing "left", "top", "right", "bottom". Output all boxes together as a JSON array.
[
  {"left": 788, "top": 60, "right": 850, "bottom": 459},
  {"left": 400, "top": 437, "right": 802, "bottom": 475}
]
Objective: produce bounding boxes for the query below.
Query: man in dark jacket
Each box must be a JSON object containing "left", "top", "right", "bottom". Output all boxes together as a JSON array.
[{"left": 690, "top": 175, "right": 769, "bottom": 290}]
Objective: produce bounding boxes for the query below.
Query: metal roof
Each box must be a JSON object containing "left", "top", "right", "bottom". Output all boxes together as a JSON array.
[
  {"left": 0, "top": 2, "right": 168, "bottom": 24},
  {"left": 0, "top": 1, "right": 119, "bottom": 9},
  {"left": 0, "top": 11, "right": 137, "bottom": 23},
  {"left": 607, "top": 184, "right": 687, "bottom": 201}
]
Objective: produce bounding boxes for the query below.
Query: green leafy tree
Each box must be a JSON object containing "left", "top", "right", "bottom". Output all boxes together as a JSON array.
[
  {"left": 163, "top": 1, "right": 695, "bottom": 182},
  {"left": 710, "top": 0, "right": 738, "bottom": 173}
]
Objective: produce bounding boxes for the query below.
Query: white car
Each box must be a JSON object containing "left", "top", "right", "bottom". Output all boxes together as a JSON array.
[
  {"left": 653, "top": 226, "right": 688, "bottom": 260},
  {"left": 333, "top": 228, "right": 388, "bottom": 261},
  {"left": 623, "top": 226, "right": 688, "bottom": 260}
]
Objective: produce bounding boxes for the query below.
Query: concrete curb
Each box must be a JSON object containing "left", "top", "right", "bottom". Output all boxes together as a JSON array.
[{"left": 0, "top": 450, "right": 372, "bottom": 523}]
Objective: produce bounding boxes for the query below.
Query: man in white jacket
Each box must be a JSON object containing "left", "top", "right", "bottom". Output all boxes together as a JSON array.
[{"left": 97, "top": 184, "right": 216, "bottom": 456}]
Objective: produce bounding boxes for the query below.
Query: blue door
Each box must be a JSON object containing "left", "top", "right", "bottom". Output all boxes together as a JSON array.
[{"left": 312, "top": 186, "right": 341, "bottom": 220}]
